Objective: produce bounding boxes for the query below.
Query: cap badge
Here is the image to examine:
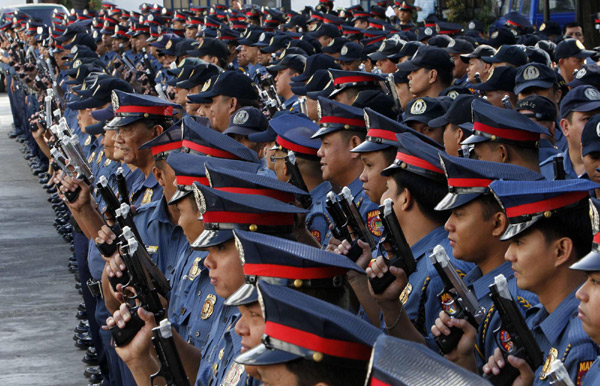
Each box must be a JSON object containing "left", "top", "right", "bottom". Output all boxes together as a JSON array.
[
  {"left": 70, "top": 45, "right": 78, "bottom": 54},
  {"left": 410, "top": 98, "right": 427, "bottom": 115},
  {"left": 585, "top": 87, "right": 600, "bottom": 101},
  {"left": 448, "top": 90, "right": 459, "bottom": 99},
  {"left": 510, "top": 29, "right": 518, "bottom": 37},
  {"left": 341, "top": 45, "right": 348, "bottom": 55},
  {"left": 576, "top": 40, "right": 585, "bottom": 50},
  {"left": 448, "top": 39, "right": 455, "bottom": 47},
  {"left": 424, "top": 27, "right": 433, "bottom": 35},
  {"left": 491, "top": 31, "right": 499, "bottom": 39},
  {"left": 596, "top": 121, "right": 600, "bottom": 138},
  {"left": 73, "top": 59, "right": 82, "bottom": 69},
  {"left": 201, "top": 78, "right": 211, "bottom": 92},
  {"left": 576, "top": 68, "right": 586, "bottom": 79},
  {"left": 523, "top": 65, "right": 540, "bottom": 80},
  {"left": 379, "top": 42, "right": 386, "bottom": 52},
  {"left": 165, "top": 39, "right": 172, "bottom": 49},
  {"left": 259, "top": 32, "right": 266, "bottom": 41},
  {"left": 468, "top": 21, "right": 475, "bottom": 30},
  {"left": 233, "top": 109, "right": 249, "bottom": 125},
  {"left": 111, "top": 91, "right": 119, "bottom": 111},
  {"left": 539, "top": 23, "right": 546, "bottom": 31},
  {"left": 269, "top": 36, "right": 275, "bottom": 45},
  {"left": 317, "top": 99, "right": 323, "bottom": 121}
]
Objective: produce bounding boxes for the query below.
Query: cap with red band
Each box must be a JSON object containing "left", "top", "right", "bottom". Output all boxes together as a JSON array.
[
  {"left": 234, "top": 282, "right": 381, "bottom": 368},
  {"left": 139, "top": 122, "right": 182, "bottom": 160},
  {"left": 312, "top": 97, "right": 367, "bottom": 139},
  {"left": 381, "top": 132, "right": 446, "bottom": 182},
  {"left": 166, "top": 152, "right": 210, "bottom": 205},
  {"left": 489, "top": 179, "right": 599, "bottom": 240}
]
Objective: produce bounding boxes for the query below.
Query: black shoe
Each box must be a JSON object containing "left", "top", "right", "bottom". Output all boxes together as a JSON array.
[
  {"left": 68, "top": 264, "right": 78, "bottom": 273},
  {"left": 39, "top": 176, "right": 50, "bottom": 184},
  {"left": 88, "top": 373, "right": 103, "bottom": 384},
  {"left": 74, "top": 324, "right": 89, "bottom": 334},
  {"left": 75, "top": 282, "right": 82, "bottom": 290},
  {"left": 82, "top": 353, "right": 99, "bottom": 366},
  {"left": 76, "top": 310, "right": 87, "bottom": 320},
  {"left": 74, "top": 332, "right": 89, "bottom": 341},
  {"left": 46, "top": 186, "right": 57, "bottom": 194},
  {"left": 74, "top": 338, "right": 92, "bottom": 350},
  {"left": 78, "top": 302, "right": 86, "bottom": 312},
  {"left": 84, "top": 367, "right": 100, "bottom": 378}
]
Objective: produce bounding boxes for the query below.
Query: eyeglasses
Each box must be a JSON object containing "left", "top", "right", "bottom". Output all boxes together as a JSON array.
[{"left": 269, "top": 154, "right": 287, "bottom": 163}]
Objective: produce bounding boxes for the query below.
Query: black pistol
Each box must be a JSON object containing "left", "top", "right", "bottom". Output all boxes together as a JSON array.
[
  {"left": 484, "top": 274, "right": 543, "bottom": 386},
  {"left": 150, "top": 319, "right": 191, "bottom": 386},
  {"left": 325, "top": 191, "right": 352, "bottom": 242},
  {"left": 338, "top": 187, "right": 377, "bottom": 262},
  {"left": 553, "top": 156, "right": 565, "bottom": 180},
  {"left": 369, "top": 198, "right": 417, "bottom": 294},
  {"left": 430, "top": 245, "right": 485, "bottom": 354},
  {"left": 285, "top": 151, "right": 312, "bottom": 209},
  {"left": 109, "top": 237, "right": 166, "bottom": 347},
  {"left": 116, "top": 167, "right": 130, "bottom": 205}
]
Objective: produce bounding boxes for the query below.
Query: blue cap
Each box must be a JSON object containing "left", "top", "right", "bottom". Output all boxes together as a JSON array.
[
  {"left": 328, "top": 69, "right": 384, "bottom": 97},
  {"left": 91, "top": 104, "right": 114, "bottom": 122},
  {"left": 166, "top": 152, "right": 210, "bottom": 204},
  {"left": 193, "top": 70, "right": 258, "bottom": 100},
  {"left": 234, "top": 282, "right": 381, "bottom": 367},
  {"left": 109, "top": 90, "right": 181, "bottom": 127},
  {"left": 396, "top": 45, "right": 454, "bottom": 72},
  {"left": 381, "top": 133, "right": 445, "bottom": 182},
  {"left": 138, "top": 122, "right": 182, "bottom": 160},
  {"left": 559, "top": 85, "right": 600, "bottom": 119},
  {"left": 481, "top": 44, "right": 527, "bottom": 66},
  {"left": 366, "top": 334, "right": 490, "bottom": 386},
  {"left": 312, "top": 23, "right": 340, "bottom": 39},
  {"left": 489, "top": 179, "right": 599, "bottom": 240},
  {"left": 181, "top": 116, "right": 259, "bottom": 163},
  {"left": 351, "top": 90, "right": 396, "bottom": 120},
  {"left": 270, "top": 114, "right": 320, "bottom": 157},
  {"left": 238, "top": 29, "right": 263, "bottom": 45},
  {"left": 555, "top": 38, "right": 594, "bottom": 60},
  {"left": 570, "top": 198, "right": 600, "bottom": 272},
  {"left": 296, "top": 69, "right": 334, "bottom": 99},
  {"left": 368, "top": 39, "right": 403, "bottom": 61},
  {"left": 67, "top": 77, "right": 133, "bottom": 110},
  {"left": 338, "top": 42, "right": 363, "bottom": 62},
  {"left": 403, "top": 97, "right": 446, "bottom": 126},
  {"left": 187, "top": 74, "right": 219, "bottom": 104},
  {"left": 581, "top": 114, "right": 600, "bottom": 157},
  {"left": 312, "top": 97, "right": 366, "bottom": 138},
  {"left": 429, "top": 94, "right": 479, "bottom": 128},
  {"left": 462, "top": 99, "right": 550, "bottom": 147},
  {"left": 435, "top": 154, "right": 544, "bottom": 211},
  {"left": 514, "top": 63, "right": 556, "bottom": 95},
  {"left": 569, "top": 64, "right": 600, "bottom": 89},
  {"left": 470, "top": 65, "right": 517, "bottom": 92},
  {"left": 515, "top": 95, "right": 557, "bottom": 122},
  {"left": 191, "top": 183, "right": 308, "bottom": 248},
  {"left": 223, "top": 107, "right": 268, "bottom": 136},
  {"left": 290, "top": 53, "right": 339, "bottom": 82},
  {"left": 175, "top": 63, "right": 220, "bottom": 90},
  {"left": 267, "top": 53, "right": 307, "bottom": 73},
  {"left": 225, "top": 230, "right": 364, "bottom": 306}
]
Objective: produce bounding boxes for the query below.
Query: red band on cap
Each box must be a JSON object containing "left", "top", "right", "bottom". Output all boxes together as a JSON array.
[
  {"left": 202, "top": 211, "right": 294, "bottom": 225},
  {"left": 264, "top": 321, "right": 372, "bottom": 361},
  {"left": 425, "top": 22, "right": 435, "bottom": 27},
  {"left": 447, "top": 177, "right": 493, "bottom": 188},
  {"left": 181, "top": 140, "right": 239, "bottom": 159},
  {"left": 395, "top": 152, "right": 443, "bottom": 174},
  {"left": 505, "top": 20, "right": 521, "bottom": 27},
  {"left": 438, "top": 30, "right": 459, "bottom": 34},
  {"left": 276, "top": 135, "right": 318, "bottom": 156},
  {"left": 176, "top": 175, "right": 209, "bottom": 186},
  {"left": 368, "top": 22, "right": 383, "bottom": 29},
  {"left": 367, "top": 129, "right": 397, "bottom": 141},
  {"left": 116, "top": 105, "right": 173, "bottom": 116},
  {"left": 115, "top": 30, "right": 130, "bottom": 37},
  {"left": 215, "top": 187, "right": 294, "bottom": 202},
  {"left": 473, "top": 121, "right": 540, "bottom": 142},
  {"left": 370, "top": 378, "right": 392, "bottom": 386},
  {"left": 594, "top": 233, "right": 600, "bottom": 245},
  {"left": 151, "top": 140, "right": 182, "bottom": 155},
  {"left": 243, "top": 263, "right": 348, "bottom": 279},
  {"left": 320, "top": 116, "right": 365, "bottom": 127},
  {"left": 505, "top": 191, "right": 588, "bottom": 218},
  {"left": 333, "top": 75, "right": 378, "bottom": 85}
]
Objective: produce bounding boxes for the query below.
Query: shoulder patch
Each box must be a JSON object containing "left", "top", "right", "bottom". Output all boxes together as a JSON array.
[
  {"left": 577, "top": 360, "right": 594, "bottom": 386},
  {"left": 367, "top": 210, "right": 382, "bottom": 237},
  {"left": 311, "top": 230, "right": 322, "bottom": 244}
]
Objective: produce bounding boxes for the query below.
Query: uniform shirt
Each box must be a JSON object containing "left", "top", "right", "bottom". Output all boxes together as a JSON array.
[
  {"left": 538, "top": 139, "right": 560, "bottom": 165},
  {"left": 348, "top": 176, "right": 382, "bottom": 242},
  {"left": 130, "top": 171, "right": 163, "bottom": 207},
  {"left": 101, "top": 51, "right": 118, "bottom": 67},
  {"left": 282, "top": 94, "right": 299, "bottom": 112},
  {"left": 395, "top": 227, "right": 475, "bottom": 336},
  {"left": 540, "top": 149, "right": 578, "bottom": 180},
  {"left": 468, "top": 262, "right": 539, "bottom": 371},
  {"left": 195, "top": 305, "right": 247, "bottom": 386},
  {"left": 306, "top": 181, "right": 333, "bottom": 247},
  {"left": 527, "top": 289, "right": 599, "bottom": 385},
  {"left": 582, "top": 357, "right": 600, "bottom": 385}
]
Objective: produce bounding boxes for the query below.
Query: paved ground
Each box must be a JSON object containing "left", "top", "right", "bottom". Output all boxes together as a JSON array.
[{"left": 0, "top": 94, "right": 87, "bottom": 385}]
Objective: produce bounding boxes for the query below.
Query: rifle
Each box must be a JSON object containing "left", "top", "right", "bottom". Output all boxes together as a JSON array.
[
  {"left": 116, "top": 167, "right": 130, "bottom": 205},
  {"left": 109, "top": 236, "right": 166, "bottom": 347},
  {"left": 547, "top": 359, "right": 575, "bottom": 386},
  {"left": 151, "top": 319, "right": 191, "bottom": 386},
  {"left": 50, "top": 131, "right": 94, "bottom": 203},
  {"left": 369, "top": 198, "right": 417, "bottom": 294},
  {"left": 94, "top": 176, "right": 122, "bottom": 257},
  {"left": 285, "top": 151, "right": 312, "bottom": 209},
  {"left": 384, "top": 73, "right": 401, "bottom": 113},
  {"left": 430, "top": 245, "right": 485, "bottom": 353},
  {"left": 325, "top": 191, "right": 353, "bottom": 243},
  {"left": 255, "top": 67, "right": 283, "bottom": 117},
  {"left": 141, "top": 47, "right": 168, "bottom": 100},
  {"left": 484, "top": 274, "right": 544, "bottom": 386}
]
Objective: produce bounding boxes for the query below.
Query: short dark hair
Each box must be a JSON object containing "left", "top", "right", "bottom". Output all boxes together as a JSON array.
[
  {"left": 339, "top": 129, "right": 367, "bottom": 143},
  {"left": 381, "top": 147, "right": 397, "bottom": 166},
  {"left": 534, "top": 200, "right": 592, "bottom": 261},
  {"left": 236, "top": 97, "right": 260, "bottom": 109},
  {"left": 300, "top": 285, "right": 349, "bottom": 309},
  {"left": 141, "top": 117, "right": 174, "bottom": 132},
  {"left": 434, "top": 67, "right": 454, "bottom": 89},
  {"left": 285, "top": 357, "right": 368, "bottom": 386},
  {"left": 391, "top": 170, "right": 450, "bottom": 224},
  {"left": 478, "top": 193, "right": 503, "bottom": 221},
  {"left": 564, "top": 22, "right": 583, "bottom": 34}
]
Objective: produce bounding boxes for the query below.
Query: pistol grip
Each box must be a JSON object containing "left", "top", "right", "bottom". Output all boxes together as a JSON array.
[
  {"left": 346, "top": 239, "right": 363, "bottom": 262},
  {"left": 65, "top": 185, "right": 81, "bottom": 203},
  {"left": 369, "top": 270, "right": 396, "bottom": 294},
  {"left": 108, "top": 270, "right": 130, "bottom": 292},
  {"left": 434, "top": 325, "right": 463, "bottom": 354},
  {"left": 483, "top": 359, "right": 519, "bottom": 386},
  {"left": 110, "top": 307, "right": 145, "bottom": 347},
  {"left": 96, "top": 241, "right": 117, "bottom": 257}
]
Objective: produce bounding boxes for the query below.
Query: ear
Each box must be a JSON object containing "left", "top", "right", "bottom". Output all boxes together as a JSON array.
[
  {"left": 349, "top": 135, "right": 363, "bottom": 158},
  {"left": 497, "top": 143, "right": 509, "bottom": 163},
  {"left": 491, "top": 212, "right": 508, "bottom": 237},
  {"left": 554, "top": 88, "right": 563, "bottom": 105},
  {"left": 560, "top": 117, "right": 570, "bottom": 138},
  {"left": 153, "top": 124, "right": 164, "bottom": 137},
  {"left": 400, "top": 186, "right": 413, "bottom": 211},
  {"left": 429, "top": 68, "right": 438, "bottom": 84},
  {"left": 229, "top": 97, "right": 238, "bottom": 114},
  {"left": 152, "top": 166, "right": 165, "bottom": 187},
  {"left": 553, "top": 237, "right": 574, "bottom": 267}
]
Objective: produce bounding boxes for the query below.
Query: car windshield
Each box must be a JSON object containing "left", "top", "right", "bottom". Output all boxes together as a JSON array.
[
  {"left": 500, "top": 0, "right": 575, "bottom": 15},
  {"left": 1, "top": 6, "right": 65, "bottom": 26}
]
